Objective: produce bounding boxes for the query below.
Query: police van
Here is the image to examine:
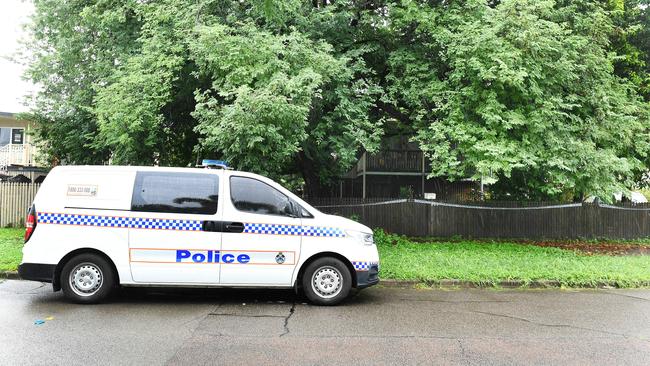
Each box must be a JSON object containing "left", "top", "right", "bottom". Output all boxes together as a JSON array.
[{"left": 18, "top": 165, "right": 379, "bottom": 305}]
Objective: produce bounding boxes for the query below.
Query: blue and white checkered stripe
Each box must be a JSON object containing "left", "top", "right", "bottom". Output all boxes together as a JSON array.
[
  {"left": 301, "top": 226, "right": 345, "bottom": 237},
  {"left": 352, "top": 261, "right": 379, "bottom": 271},
  {"left": 243, "top": 223, "right": 345, "bottom": 237},
  {"left": 243, "top": 223, "right": 304, "bottom": 236},
  {"left": 38, "top": 213, "right": 202, "bottom": 231},
  {"left": 38, "top": 212, "right": 345, "bottom": 237}
]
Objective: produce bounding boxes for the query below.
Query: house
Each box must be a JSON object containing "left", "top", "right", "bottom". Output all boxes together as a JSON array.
[
  {"left": 338, "top": 137, "right": 480, "bottom": 200},
  {"left": 0, "top": 112, "right": 46, "bottom": 182}
]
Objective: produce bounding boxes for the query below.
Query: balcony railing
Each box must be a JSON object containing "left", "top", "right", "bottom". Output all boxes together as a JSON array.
[
  {"left": 0, "top": 144, "right": 34, "bottom": 170},
  {"left": 357, "top": 150, "right": 425, "bottom": 174}
]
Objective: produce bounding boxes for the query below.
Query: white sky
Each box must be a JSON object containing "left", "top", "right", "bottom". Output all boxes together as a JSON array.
[{"left": 0, "top": 0, "right": 36, "bottom": 114}]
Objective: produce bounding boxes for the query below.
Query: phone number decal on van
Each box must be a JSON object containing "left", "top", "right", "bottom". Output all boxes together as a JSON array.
[{"left": 67, "top": 184, "right": 98, "bottom": 197}]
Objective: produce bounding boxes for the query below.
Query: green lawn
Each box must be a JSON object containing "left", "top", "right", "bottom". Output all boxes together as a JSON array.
[
  {"left": 2, "top": 228, "right": 650, "bottom": 287},
  {"left": 0, "top": 228, "right": 24, "bottom": 272},
  {"left": 376, "top": 230, "right": 650, "bottom": 287}
]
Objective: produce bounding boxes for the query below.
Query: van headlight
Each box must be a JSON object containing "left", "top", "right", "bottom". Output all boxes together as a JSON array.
[{"left": 346, "top": 230, "right": 374, "bottom": 246}]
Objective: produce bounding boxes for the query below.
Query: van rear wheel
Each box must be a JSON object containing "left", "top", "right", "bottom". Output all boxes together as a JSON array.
[
  {"left": 302, "top": 257, "right": 351, "bottom": 306},
  {"left": 60, "top": 254, "right": 115, "bottom": 304}
]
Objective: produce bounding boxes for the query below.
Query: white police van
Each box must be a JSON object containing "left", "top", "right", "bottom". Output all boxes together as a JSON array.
[{"left": 18, "top": 165, "right": 379, "bottom": 305}]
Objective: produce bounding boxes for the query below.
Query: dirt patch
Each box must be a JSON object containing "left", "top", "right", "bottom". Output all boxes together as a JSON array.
[
  {"left": 521, "top": 241, "right": 650, "bottom": 256},
  {"left": 407, "top": 237, "right": 650, "bottom": 256}
]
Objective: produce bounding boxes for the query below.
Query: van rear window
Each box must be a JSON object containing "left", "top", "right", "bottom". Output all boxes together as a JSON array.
[{"left": 131, "top": 172, "right": 218, "bottom": 215}]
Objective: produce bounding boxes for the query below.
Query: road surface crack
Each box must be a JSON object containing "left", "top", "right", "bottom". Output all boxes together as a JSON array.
[
  {"left": 471, "top": 310, "right": 630, "bottom": 338},
  {"left": 165, "top": 301, "right": 224, "bottom": 365},
  {"left": 456, "top": 339, "right": 470, "bottom": 365},
  {"left": 603, "top": 292, "right": 650, "bottom": 302},
  {"left": 208, "top": 313, "right": 285, "bottom": 318},
  {"left": 400, "top": 298, "right": 510, "bottom": 303},
  {"left": 280, "top": 302, "right": 296, "bottom": 337}
]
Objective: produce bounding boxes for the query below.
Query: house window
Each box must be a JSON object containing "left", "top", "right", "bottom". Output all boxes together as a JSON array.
[
  {"left": 0, "top": 128, "right": 24, "bottom": 147},
  {"left": 11, "top": 129, "right": 24, "bottom": 145},
  {"left": 0, "top": 128, "right": 9, "bottom": 147}
]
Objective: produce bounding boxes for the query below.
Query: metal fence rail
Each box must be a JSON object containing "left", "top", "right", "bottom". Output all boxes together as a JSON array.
[
  {"left": 308, "top": 198, "right": 650, "bottom": 240},
  {"left": 0, "top": 183, "right": 40, "bottom": 227}
]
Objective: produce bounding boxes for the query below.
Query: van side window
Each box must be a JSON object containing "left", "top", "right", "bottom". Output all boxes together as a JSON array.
[
  {"left": 131, "top": 172, "right": 219, "bottom": 215},
  {"left": 230, "top": 176, "right": 294, "bottom": 217}
]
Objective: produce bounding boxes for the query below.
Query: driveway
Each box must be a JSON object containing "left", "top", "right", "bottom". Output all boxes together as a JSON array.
[{"left": 0, "top": 279, "right": 648, "bottom": 365}]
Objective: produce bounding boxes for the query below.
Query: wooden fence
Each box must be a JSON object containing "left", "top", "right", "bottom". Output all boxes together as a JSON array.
[
  {"left": 2, "top": 186, "right": 650, "bottom": 239},
  {"left": 309, "top": 198, "right": 650, "bottom": 240},
  {"left": 0, "top": 183, "right": 40, "bottom": 227}
]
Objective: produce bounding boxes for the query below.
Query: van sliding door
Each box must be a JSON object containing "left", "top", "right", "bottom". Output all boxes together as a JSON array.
[{"left": 128, "top": 170, "right": 223, "bottom": 284}]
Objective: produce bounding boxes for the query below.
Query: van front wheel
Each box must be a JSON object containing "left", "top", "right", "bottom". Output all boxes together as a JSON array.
[
  {"left": 302, "top": 257, "right": 352, "bottom": 306},
  {"left": 60, "top": 254, "right": 115, "bottom": 304}
]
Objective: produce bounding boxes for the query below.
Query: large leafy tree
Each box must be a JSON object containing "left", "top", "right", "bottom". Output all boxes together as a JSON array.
[
  {"left": 24, "top": 0, "right": 383, "bottom": 195},
  {"left": 386, "top": 0, "right": 650, "bottom": 200},
  {"left": 23, "top": 0, "right": 650, "bottom": 200}
]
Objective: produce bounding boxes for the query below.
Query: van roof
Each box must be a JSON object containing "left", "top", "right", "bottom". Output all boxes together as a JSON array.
[
  {"left": 53, "top": 165, "right": 235, "bottom": 174},
  {"left": 50, "top": 165, "right": 271, "bottom": 181}
]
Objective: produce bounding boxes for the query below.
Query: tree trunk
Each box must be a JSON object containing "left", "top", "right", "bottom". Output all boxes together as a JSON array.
[{"left": 296, "top": 151, "right": 328, "bottom": 198}]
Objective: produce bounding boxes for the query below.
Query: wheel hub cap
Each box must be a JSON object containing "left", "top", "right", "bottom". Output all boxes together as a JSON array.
[
  {"left": 70, "top": 263, "right": 103, "bottom": 297},
  {"left": 312, "top": 266, "right": 342, "bottom": 299}
]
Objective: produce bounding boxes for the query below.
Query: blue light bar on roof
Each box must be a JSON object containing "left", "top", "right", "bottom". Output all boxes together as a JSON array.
[{"left": 202, "top": 159, "right": 228, "bottom": 167}]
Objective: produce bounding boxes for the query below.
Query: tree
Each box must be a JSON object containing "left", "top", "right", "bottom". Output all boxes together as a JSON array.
[
  {"left": 23, "top": 0, "right": 650, "bottom": 200},
  {"left": 386, "top": 0, "right": 650, "bottom": 200},
  {"left": 24, "top": 0, "right": 383, "bottom": 196},
  {"left": 24, "top": 0, "right": 142, "bottom": 164}
]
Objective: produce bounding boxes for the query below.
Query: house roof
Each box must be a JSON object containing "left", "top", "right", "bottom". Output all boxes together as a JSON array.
[{"left": 0, "top": 112, "right": 15, "bottom": 118}]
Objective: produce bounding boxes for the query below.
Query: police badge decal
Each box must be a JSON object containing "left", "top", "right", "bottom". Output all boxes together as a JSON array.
[{"left": 275, "top": 252, "right": 286, "bottom": 264}]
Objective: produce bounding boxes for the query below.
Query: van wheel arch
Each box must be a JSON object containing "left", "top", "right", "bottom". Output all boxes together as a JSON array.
[
  {"left": 296, "top": 252, "right": 356, "bottom": 291},
  {"left": 53, "top": 248, "right": 119, "bottom": 291}
]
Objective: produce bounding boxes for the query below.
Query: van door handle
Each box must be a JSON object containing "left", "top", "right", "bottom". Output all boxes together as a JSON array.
[
  {"left": 224, "top": 222, "right": 245, "bottom": 233},
  {"left": 201, "top": 221, "right": 223, "bottom": 232}
]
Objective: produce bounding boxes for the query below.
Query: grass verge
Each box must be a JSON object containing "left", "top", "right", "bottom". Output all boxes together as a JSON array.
[
  {"left": 2, "top": 228, "right": 650, "bottom": 287},
  {"left": 375, "top": 230, "right": 650, "bottom": 287},
  {"left": 0, "top": 228, "right": 24, "bottom": 272}
]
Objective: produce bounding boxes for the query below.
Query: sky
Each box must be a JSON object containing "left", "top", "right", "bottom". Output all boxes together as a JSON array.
[{"left": 0, "top": 0, "right": 36, "bottom": 114}]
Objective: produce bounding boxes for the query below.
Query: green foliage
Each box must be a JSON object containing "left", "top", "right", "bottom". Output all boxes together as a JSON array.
[
  {"left": 23, "top": 0, "right": 650, "bottom": 199},
  {"left": 25, "top": 0, "right": 382, "bottom": 192},
  {"left": 387, "top": 0, "right": 650, "bottom": 201},
  {"left": 190, "top": 23, "right": 340, "bottom": 175}
]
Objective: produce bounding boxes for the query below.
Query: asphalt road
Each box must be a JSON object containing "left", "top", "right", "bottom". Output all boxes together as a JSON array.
[{"left": 0, "top": 280, "right": 648, "bottom": 366}]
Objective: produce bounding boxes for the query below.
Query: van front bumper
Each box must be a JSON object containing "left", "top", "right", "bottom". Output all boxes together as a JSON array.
[
  {"left": 356, "top": 264, "right": 379, "bottom": 289},
  {"left": 18, "top": 263, "right": 56, "bottom": 283}
]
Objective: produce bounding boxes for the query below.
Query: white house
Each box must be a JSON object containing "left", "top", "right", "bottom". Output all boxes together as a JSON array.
[{"left": 0, "top": 111, "right": 44, "bottom": 181}]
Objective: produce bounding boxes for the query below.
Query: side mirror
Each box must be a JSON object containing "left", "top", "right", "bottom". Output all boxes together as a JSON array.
[{"left": 284, "top": 201, "right": 297, "bottom": 218}]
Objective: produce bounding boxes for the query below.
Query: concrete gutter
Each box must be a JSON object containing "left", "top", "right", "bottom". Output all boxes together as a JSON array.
[{"left": 379, "top": 279, "right": 650, "bottom": 289}]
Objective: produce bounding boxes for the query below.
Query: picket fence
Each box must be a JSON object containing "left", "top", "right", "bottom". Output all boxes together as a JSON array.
[{"left": 0, "top": 183, "right": 40, "bottom": 227}]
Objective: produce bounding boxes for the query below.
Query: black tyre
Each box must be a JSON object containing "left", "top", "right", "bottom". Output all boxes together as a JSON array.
[
  {"left": 60, "top": 253, "right": 115, "bottom": 304},
  {"left": 302, "top": 257, "right": 352, "bottom": 306}
]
